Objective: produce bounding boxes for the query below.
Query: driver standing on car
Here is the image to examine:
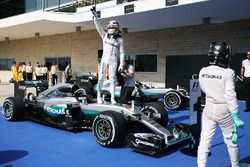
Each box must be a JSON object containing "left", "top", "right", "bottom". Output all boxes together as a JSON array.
[
  {"left": 197, "top": 42, "right": 247, "bottom": 167},
  {"left": 91, "top": 7, "right": 125, "bottom": 104}
]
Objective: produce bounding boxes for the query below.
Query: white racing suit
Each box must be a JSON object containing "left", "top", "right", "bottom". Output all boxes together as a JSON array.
[
  {"left": 198, "top": 65, "right": 240, "bottom": 167},
  {"left": 93, "top": 15, "right": 124, "bottom": 104}
]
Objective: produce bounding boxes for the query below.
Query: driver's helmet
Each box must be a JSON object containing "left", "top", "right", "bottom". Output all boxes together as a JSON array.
[
  {"left": 208, "top": 41, "right": 232, "bottom": 68},
  {"left": 106, "top": 20, "right": 120, "bottom": 35}
]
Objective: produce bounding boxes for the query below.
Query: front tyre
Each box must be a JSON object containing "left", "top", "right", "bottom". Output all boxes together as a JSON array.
[
  {"left": 3, "top": 97, "right": 24, "bottom": 121},
  {"left": 163, "top": 91, "right": 182, "bottom": 110},
  {"left": 93, "top": 111, "right": 127, "bottom": 147},
  {"left": 140, "top": 102, "right": 168, "bottom": 127}
]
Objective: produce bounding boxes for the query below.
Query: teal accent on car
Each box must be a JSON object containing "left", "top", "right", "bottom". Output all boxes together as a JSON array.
[
  {"left": 81, "top": 109, "right": 99, "bottom": 115},
  {"left": 45, "top": 105, "right": 66, "bottom": 117},
  {"left": 143, "top": 92, "right": 160, "bottom": 96}
]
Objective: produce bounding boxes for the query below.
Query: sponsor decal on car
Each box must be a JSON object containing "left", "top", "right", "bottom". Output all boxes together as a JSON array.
[
  {"left": 135, "top": 139, "right": 155, "bottom": 147},
  {"left": 46, "top": 105, "right": 67, "bottom": 115}
]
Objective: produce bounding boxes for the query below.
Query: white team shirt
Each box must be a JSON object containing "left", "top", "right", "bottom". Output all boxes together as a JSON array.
[
  {"left": 26, "top": 65, "right": 33, "bottom": 73},
  {"left": 51, "top": 65, "right": 57, "bottom": 75},
  {"left": 199, "top": 65, "right": 238, "bottom": 112},
  {"left": 242, "top": 59, "right": 250, "bottom": 77}
]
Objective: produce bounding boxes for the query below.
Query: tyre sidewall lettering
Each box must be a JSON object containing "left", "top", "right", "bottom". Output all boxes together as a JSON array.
[
  {"left": 94, "top": 114, "right": 116, "bottom": 146},
  {"left": 164, "top": 91, "right": 181, "bottom": 109},
  {"left": 3, "top": 100, "right": 13, "bottom": 120}
]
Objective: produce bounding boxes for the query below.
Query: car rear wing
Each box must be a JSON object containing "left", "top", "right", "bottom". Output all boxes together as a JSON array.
[{"left": 14, "top": 80, "right": 48, "bottom": 98}]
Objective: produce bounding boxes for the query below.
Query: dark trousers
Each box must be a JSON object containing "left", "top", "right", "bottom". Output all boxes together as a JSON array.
[
  {"left": 244, "top": 77, "right": 250, "bottom": 110},
  {"left": 36, "top": 75, "right": 42, "bottom": 80},
  {"left": 26, "top": 73, "right": 32, "bottom": 80},
  {"left": 22, "top": 72, "right": 26, "bottom": 81},
  {"left": 43, "top": 74, "right": 47, "bottom": 81},
  {"left": 51, "top": 74, "right": 57, "bottom": 86},
  {"left": 120, "top": 86, "right": 134, "bottom": 104}
]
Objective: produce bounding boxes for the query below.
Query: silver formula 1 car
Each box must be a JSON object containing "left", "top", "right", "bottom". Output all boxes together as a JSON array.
[
  {"left": 2, "top": 80, "right": 189, "bottom": 155},
  {"left": 97, "top": 80, "right": 190, "bottom": 110}
]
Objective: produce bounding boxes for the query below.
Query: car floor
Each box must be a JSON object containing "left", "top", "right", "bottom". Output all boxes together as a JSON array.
[{"left": 0, "top": 101, "right": 249, "bottom": 167}]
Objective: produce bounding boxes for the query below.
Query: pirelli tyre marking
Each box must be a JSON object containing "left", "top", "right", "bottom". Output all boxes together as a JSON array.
[
  {"left": 94, "top": 114, "right": 115, "bottom": 143},
  {"left": 3, "top": 100, "right": 13, "bottom": 120},
  {"left": 93, "top": 111, "right": 127, "bottom": 148},
  {"left": 2, "top": 97, "right": 24, "bottom": 121},
  {"left": 163, "top": 91, "right": 182, "bottom": 110}
]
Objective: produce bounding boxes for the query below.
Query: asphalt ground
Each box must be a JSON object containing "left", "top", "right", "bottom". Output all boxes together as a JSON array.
[{"left": 0, "top": 83, "right": 249, "bottom": 167}]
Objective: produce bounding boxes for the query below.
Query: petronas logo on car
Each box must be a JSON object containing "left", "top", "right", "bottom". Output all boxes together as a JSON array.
[{"left": 46, "top": 105, "right": 66, "bottom": 115}]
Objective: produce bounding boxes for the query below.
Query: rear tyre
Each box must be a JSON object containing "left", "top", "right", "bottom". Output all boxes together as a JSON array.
[
  {"left": 93, "top": 111, "right": 127, "bottom": 147},
  {"left": 3, "top": 97, "right": 24, "bottom": 121},
  {"left": 140, "top": 102, "right": 168, "bottom": 127},
  {"left": 74, "top": 88, "right": 86, "bottom": 97},
  {"left": 163, "top": 91, "right": 182, "bottom": 110}
]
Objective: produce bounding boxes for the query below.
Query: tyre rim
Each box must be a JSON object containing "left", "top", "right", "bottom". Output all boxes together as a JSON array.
[
  {"left": 165, "top": 95, "right": 179, "bottom": 107},
  {"left": 95, "top": 119, "right": 112, "bottom": 140},
  {"left": 3, "top": 101, "right": 13, "bottom": 119}
]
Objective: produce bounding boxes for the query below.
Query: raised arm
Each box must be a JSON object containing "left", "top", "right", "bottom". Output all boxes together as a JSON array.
[{"left": 91, "top": 7, "right": 105, "bottom": 39}]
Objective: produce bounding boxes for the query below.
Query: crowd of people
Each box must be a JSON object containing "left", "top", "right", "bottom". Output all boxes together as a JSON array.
[
  {"left": 10, "top": 61, "right": 73, "bottom": 86},
  {"left": 11, "top": 61, "right": 49, "bottom": 82}
]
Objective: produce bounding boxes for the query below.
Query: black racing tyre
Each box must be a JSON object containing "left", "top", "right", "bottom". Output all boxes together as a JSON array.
[
  {"left": 93, "top": 111, "right": 127, "bottom": 148},
  {"left": 2, "top": 97, "right": 24, "bottom": 121},
  {"left": 140, "top": 102, "right": 168, "bottom": 127},
  {"left": 163, "top": 91, "right": 182, "bottom": 110},
  {"left": 74, "top": 88, "right": 87, "bottom": 97},
  {"left": 27, "top": 92, "right": 35, "bottom": 102}
]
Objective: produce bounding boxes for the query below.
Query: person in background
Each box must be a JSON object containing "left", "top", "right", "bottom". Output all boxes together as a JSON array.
[
  {"left": 51, "top": 62, "right": 58, "bottom": 85},
  {"left": 197, "top": 42, "right": 247, "bottom": 167},
  {"left": 17, "top": 62, "right": 24, "bottom": 82},
  {"left": 240, "top": 50, "right": 250, "bottom": 112},
  {"left": 35, "top": 62, "right": 42, "bottom": 80},
  {"left": 41, "top": 64, "right": 48, "bottom": 81},
  {"left": 22, "top": 62, "right": 26, "bottom": 81},
  {"left": 64, "top": 62, "right": 72, "bottom": 83},
  {"left": 119, "top": 61, "right": 135, "bottom": 104},
  {"left": 26, "top": 62, "right": 33, "bottom": 80},
  {"left": 11, "top": 61, "right": 18, "bottom": 82}
]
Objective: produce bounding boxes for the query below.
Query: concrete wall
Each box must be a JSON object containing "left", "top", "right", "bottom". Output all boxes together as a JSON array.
[{"left": 0, "top": 19, "right": 250, "bottom": 85}]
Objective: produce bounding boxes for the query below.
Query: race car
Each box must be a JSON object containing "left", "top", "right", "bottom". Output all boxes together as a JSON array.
[
  {"left": 72, "top": 73, "right": 189, "bottom": 110},
  {"left": 2, "top": 80, "right": 189, "bottom": 155},
  {"left": 97, "top": 80, "right": 190, "bottom": 110}
]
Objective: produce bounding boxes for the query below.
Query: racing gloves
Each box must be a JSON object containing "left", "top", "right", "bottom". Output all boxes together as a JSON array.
[
  {"left": 231, "top": 112, "right": 244, "bottom": 129},
  {"left": 230, "top": 111, "right": 244, "bottom": 144},
  {"left": 239, "top": 163, "right": 250, "bottom": 167}
]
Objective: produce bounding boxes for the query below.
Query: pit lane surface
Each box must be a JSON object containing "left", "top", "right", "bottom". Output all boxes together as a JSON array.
[{"left": 0, "top": 84, "right": 249, "bottom": 167}]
